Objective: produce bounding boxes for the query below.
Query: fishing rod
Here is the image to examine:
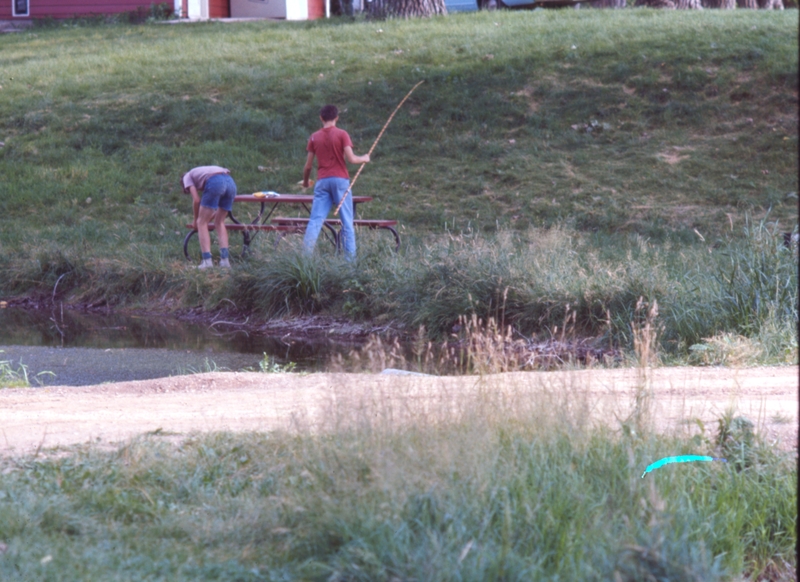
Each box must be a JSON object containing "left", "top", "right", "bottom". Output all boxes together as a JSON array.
[{"left": 334, "top": 80, "right": 425, "bottom": 216}]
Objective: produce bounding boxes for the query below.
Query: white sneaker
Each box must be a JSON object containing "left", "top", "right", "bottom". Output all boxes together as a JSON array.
[
  {"left": 197, "top": 259, "right": 214, "bottom": 270},
  {"left": 219, "top": 258, "right": 231, "bottom": 268}
]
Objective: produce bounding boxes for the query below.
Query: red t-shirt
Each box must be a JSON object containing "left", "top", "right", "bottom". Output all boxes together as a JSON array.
[{"left": 307, "top": 126, "right": 353, "bottom": 180}]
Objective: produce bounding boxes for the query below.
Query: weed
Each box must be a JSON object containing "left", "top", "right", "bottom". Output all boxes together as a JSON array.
[
  {"left": 715, "top": 410, "right": 757, "bottom": 471},
  {"left": 258, "top": 354, "right": 297, "bottom": 374},
  {"left": 179, "top": 358, "right": 228, "bottom": 374},
  {"left": 688, "top": 332, "right": 766, "bottom": 366},
  {"left": 770, "top": 412, "right": 792, "bottom": 425},
  {"left": 0, "top": 353, "right": 31, "bottom": 388},
  {"left": 0, "top": 351, "right": 55, "bottom": 388}
]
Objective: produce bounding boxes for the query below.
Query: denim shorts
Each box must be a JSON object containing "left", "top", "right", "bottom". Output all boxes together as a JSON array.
[{"left": 200, "top": 174, "right": 236, "bottom": 212}]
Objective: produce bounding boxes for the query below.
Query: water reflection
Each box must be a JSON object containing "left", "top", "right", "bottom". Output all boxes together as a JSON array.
[{"left": 0, "top": 307, "right": 361, "bottom": 386}]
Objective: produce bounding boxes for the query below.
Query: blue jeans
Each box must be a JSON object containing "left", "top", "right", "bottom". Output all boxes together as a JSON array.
[
  {"left": 201, "top": 174, "right": 236, "bottom": 212},
  {"left": 303, "top": 177, "right": 356, "bottom": 259}
]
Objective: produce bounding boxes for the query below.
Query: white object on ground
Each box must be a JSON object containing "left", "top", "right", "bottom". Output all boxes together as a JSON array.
[{"left": 380, "top": 368, "right": 433, "bottom": 377}]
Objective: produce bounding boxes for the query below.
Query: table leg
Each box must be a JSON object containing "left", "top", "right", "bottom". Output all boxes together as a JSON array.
[
  {"left": 183, "top": 228, "right": 249, "bottom": 261},
  {"left": 183, "top": 229, "right": 197, "bottom": 261}
]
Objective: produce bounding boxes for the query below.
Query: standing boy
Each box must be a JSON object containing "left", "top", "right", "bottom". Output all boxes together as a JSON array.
[
  {"left": 182, "top": 166, "right": 237, "bottom": 269},
  {"left": 302, "top": 105, "right": 370, "bottom": 259}
]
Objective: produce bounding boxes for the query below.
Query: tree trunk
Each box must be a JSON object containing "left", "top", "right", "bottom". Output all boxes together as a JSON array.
[
  {"left": 366, "top": 0, "right": 447, "bottom": 17},
  {"left": 701, "top": 0, "right": 735, "bottom": 7},
  {"left": 590, "top": 0, "right": 625, "bottom": 8},
  {"left": 634, "top": 0, "right": 676, "bottom": 8},
  {"left": 758, "top": 0, "right": 783, "bottom": 8},
  {"left": 674, "top": 0, "right": 702, "bottom": 8},
  {"left": 736, "top": 0, "right": 757, "bottom": 7}
]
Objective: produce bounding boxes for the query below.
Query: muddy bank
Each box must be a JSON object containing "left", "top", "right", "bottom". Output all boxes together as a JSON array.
[
  {"left": 1, "top": 296, "right": 398, "bottom": 342},
  {"left": 0, "top": 301, "right": 390, "bottom": 385},
  {"left": 0, "top": 298, "right": 638, "bottom": 377}
]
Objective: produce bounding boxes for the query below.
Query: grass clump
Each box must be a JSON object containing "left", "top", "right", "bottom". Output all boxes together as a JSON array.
[
  {"left": 0, "top": 351, "right": 53, "bottom": 388},
  {"left": 0, "top": 375, "right": 794, "bottom": 580},
  {"left": 230, "top": 242, "right": 349, "bottom": 317},
  {"left": 670, "top": 219, "right": 798, "bottom": 355},
  {"left": 258, "top": 353, "right": 298, "bottom": 373},
  {"left": 0, "top": 353, "right": 31, "bottom": 388}
]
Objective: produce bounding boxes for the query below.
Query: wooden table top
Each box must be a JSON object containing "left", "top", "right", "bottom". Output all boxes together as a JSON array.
[{"left": 235, "top": 194, "right": 373, "bottom": 203}]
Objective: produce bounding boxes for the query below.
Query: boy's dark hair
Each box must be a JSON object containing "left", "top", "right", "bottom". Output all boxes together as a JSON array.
[{"left": 320, "top": 104, "right": 338, "bottom": 122}]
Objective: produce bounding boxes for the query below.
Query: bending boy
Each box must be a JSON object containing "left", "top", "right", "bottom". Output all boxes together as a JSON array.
[
  {"left": 302, "top": 105, "right": 370, "bottom": 259},
  {"left": 182, "top": 166, "right": 237, "bottom": 269}
]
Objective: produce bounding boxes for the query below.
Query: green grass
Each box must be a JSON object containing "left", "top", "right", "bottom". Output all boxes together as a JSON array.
[
  {"left": 0, "top": 11, "right": 796, "bottom": 359},
  {"left": 0, "top": 11, "right": 795, "bottom": 235},
  {"left": 0, "top": 349, "right": 54, "bottom": 387},
  {"left": 0, "top": 375, "right": 794, "bottom": 580},
  {"left": 0, "top": 355, "right": 31, "bottom": 388}
]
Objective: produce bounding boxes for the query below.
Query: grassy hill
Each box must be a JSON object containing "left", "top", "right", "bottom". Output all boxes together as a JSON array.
[
  {"left": 0, "top": 11, "right": 796, "bottom": 235},
  {"left": 0, "top": 11, "right": 796, "bottom": 354}
]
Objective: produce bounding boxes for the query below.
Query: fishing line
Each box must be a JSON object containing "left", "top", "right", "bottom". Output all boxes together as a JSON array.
[{"left": 334, "top": 80, "right": 425, "bottom": 216}]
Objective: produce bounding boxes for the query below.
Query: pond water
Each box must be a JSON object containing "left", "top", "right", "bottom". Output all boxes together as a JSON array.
[{"left": 0, "top": 307, "right": 362, "bottom": 386}]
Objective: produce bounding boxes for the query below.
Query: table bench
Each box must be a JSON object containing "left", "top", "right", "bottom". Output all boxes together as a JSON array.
[
  {"left": 269, "top": 217, "right": 401, "bottom": 251},
  {"left": 183, "top": 223, "right": 307, "bottom": 261},
  {"left": 183, "top": 193, "right": 399, "bottom": 261}
]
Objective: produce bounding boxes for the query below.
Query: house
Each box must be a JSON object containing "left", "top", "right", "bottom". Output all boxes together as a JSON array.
[
  {"left": 176, "top": 0, "right": 229, "bottom": 18},
  {"left": 1, "top": 0, "right": 170, "bottom": 19},
  {"left": 2, "top": 0, "right": 362, "bottom": 22}
]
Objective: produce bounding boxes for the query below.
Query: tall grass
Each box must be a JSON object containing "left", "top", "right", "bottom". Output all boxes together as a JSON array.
[
  {"left": 221, "top": 220, "right": 796, "bottom": 363},
  {"left": 0, "top": 221, "right": 798, "bottom": 363},
  {"left": 0, "top": 372, "right": 794, "bottom": 580},
  {"left": 668, "top": 218, "right": 798, "bottom": 358},
  {"left": 3, "top": 220, "right": 793, "bottom": 363}
]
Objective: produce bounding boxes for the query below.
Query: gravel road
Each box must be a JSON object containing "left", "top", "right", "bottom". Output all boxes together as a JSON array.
[{"left": 0, "top": 366, "right": 796, "bottom": 456}]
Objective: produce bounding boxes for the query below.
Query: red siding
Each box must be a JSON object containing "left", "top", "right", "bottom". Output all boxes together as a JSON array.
[
  {"left": 3, "top": 0, "right": 171, "bottom": 19},
  {"left": 209, "top": 0, "right": 228, "bottom": 17},
  {"left": 307, "top": 0, "right": 323, "bottom": 18}
]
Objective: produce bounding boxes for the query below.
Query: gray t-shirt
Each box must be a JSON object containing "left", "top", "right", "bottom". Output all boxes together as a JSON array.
[{"left": 182, "top": 166, "right": 230, "bottom": 193}]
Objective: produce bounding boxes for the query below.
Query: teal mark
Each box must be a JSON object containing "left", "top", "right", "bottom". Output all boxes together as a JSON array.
[{"left": 641, "top": 455, "right": 727, "bottom": 478}]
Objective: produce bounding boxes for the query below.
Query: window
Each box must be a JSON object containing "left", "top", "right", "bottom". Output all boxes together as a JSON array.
[{"left": 13, "top": 0, "right": 30, "bottom": 16}]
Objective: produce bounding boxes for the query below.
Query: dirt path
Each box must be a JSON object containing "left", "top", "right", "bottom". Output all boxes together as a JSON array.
[{"left": 1, "top": 366, "right": 796, "bottom": 456}]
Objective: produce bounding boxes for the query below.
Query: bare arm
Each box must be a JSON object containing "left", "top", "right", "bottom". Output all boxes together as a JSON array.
[
  {"left": 344, "top": 146, "right": 370, "bottom": 165},
  {"left": 189, "top": 185, "right": 201, "bottom": 229},
  {"left": 302, "top": 152, "right": 315, "bottom": 188}
]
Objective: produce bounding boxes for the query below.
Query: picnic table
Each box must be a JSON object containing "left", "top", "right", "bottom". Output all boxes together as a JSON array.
[{"left": 183, "top": 193, "right": 400, "bottom": 260}]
